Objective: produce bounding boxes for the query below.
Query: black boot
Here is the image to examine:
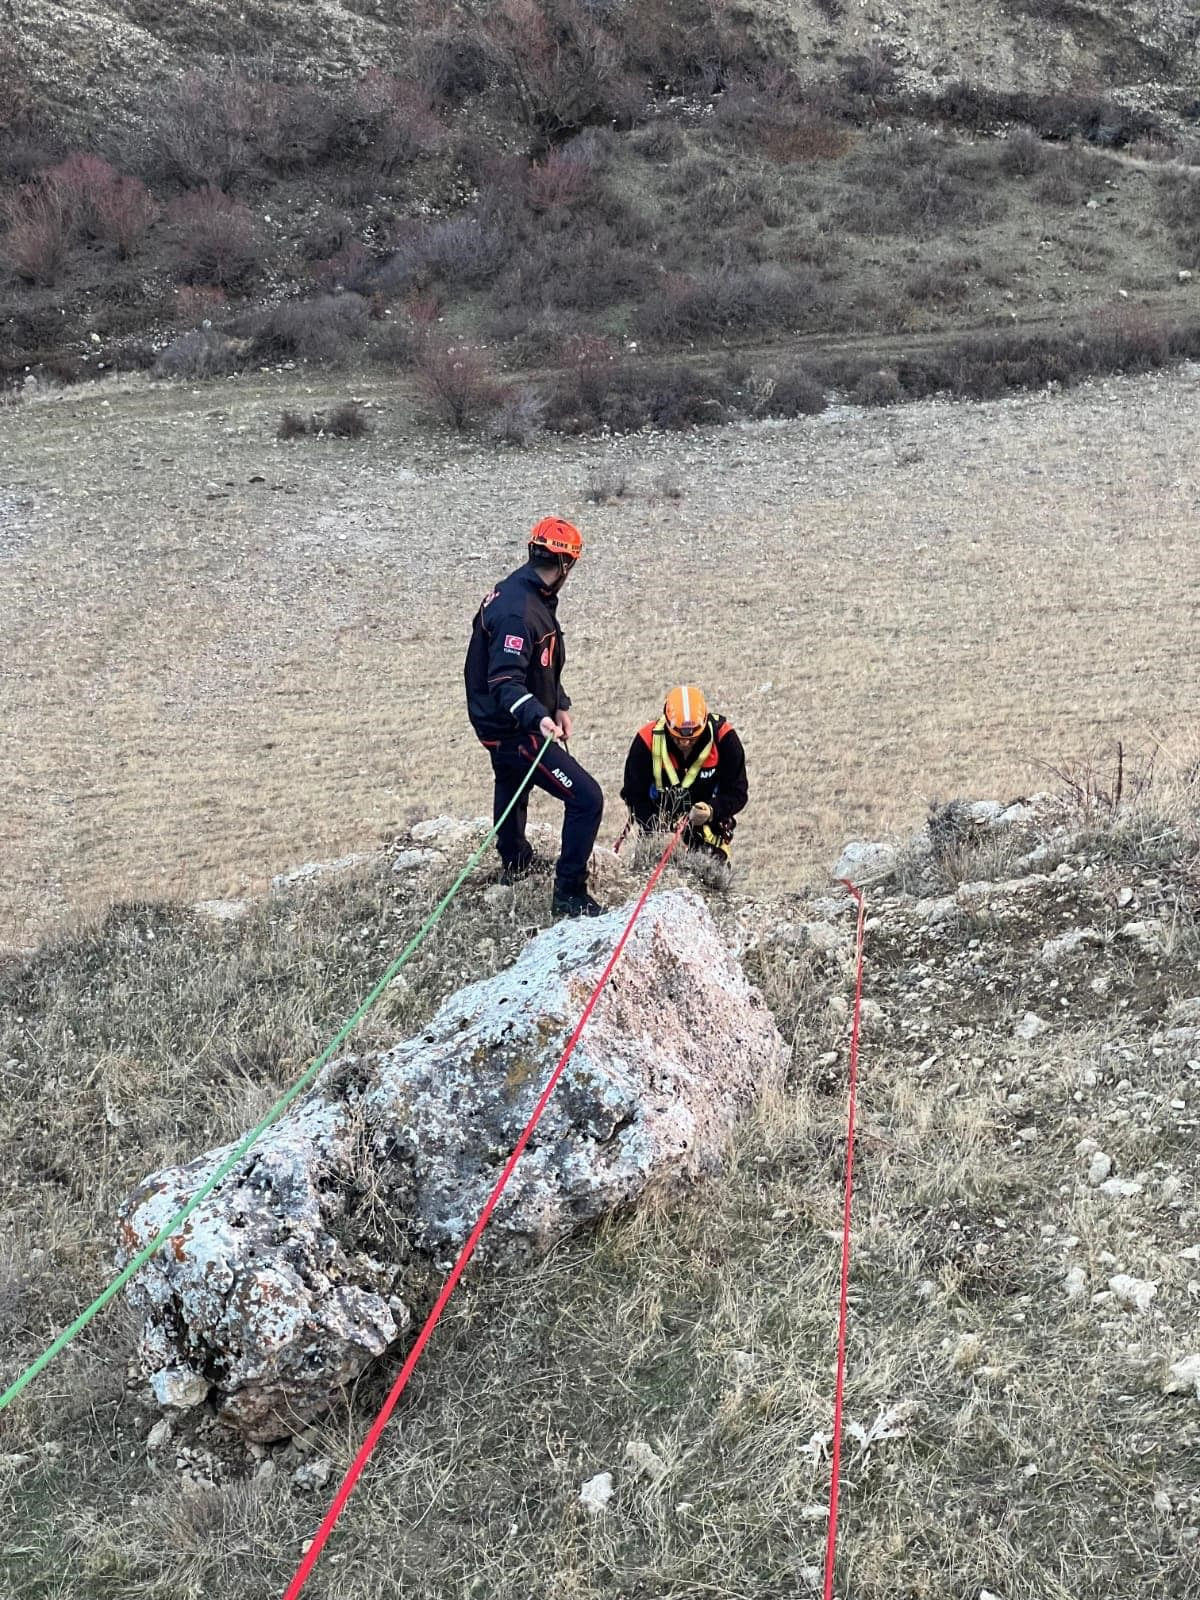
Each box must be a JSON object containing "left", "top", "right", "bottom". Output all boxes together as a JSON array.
[
  {"left": 551, "top": 880, "right": 602, "bottom": 918},
  {"left": 500, "top": 849, "right": 551, "bottom": 884}
]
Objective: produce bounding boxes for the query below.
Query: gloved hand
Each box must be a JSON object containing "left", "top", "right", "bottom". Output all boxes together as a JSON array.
[{"left": 689, "top": 802, "right": 713, "bottom": 826}]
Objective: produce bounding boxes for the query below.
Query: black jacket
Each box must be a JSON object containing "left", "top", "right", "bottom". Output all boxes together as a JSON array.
[
  {"left": 621, "top": 715, "right": 748, "bottom": 829},
  {"left": 465, "top": 562, "right": 571, "bottom": 742}
]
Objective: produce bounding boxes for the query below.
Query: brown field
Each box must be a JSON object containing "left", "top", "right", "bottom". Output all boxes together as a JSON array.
[{"left": 3, "top": 361, "right": 1199, "bottom": 946}]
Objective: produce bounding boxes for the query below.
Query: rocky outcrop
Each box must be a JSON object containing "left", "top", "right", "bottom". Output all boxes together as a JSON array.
[{"left": 118, "top": 888, "right": 784, "bottom": 1439}]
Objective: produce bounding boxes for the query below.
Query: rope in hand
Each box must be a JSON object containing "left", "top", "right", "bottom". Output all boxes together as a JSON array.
[
  {"left": 822, "top": 880, "right": 867, "bottom": 1600},
  {"left": 281, "top": 816, "right": 689, "bottom": 1600},
  {"left": 0, "top": 734, "right": 558, "bottom": 1415}
]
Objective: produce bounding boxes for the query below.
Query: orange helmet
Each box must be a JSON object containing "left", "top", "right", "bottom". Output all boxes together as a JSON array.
[
  {"left": 529, "top": 516, "right": 583, "bottom": 561},
  {"left": 663, "top": 684, "right": 708, "bottom": 742}
]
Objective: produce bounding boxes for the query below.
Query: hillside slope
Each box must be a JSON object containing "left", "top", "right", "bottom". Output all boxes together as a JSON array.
[{"left": 2, "top": 792, "right": 1199, "bottom": 1597}]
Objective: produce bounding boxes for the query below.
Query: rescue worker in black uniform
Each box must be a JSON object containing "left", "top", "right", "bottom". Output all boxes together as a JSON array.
[
  {"left": 620, "top": 684, "right": 747, "bottom": 885},
  {"left": 465, "top": 517, "right": 604, "bottom": 918}
]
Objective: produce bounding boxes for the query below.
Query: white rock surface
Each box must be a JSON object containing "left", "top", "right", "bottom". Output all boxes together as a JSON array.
[
  {"left": 271, "top": 853, "right": 374, "bottom": 892},
  {"left": 1164, "top": 1354, "right": 1200, "bottom": 1399},
  {"left": 1015, "top": 1012, "right": 1048, "bottom": 1041},
  {"left": 832, "top": 840, "right": 897, "bottom": 887},
  {"left": 580, "top": 1471, "right": 614, "bottom": 1514},
  {"left": 118, "top": 890, "right": 782, "bottom": 1439},
  {"left": 193, "top": 899, "right": 250, "bottom": 922},
  {"left": 391, "top": 848, "right": 444, "bottom": 872},
  {"left": 1041, "top": 928, "right": 1101, "bottom": 967},
  {"left": 1109, "top": 1274, "right": 1157, "bottom": 1312}
]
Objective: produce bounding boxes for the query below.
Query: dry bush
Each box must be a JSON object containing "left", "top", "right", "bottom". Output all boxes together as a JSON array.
[
  {"left": 165, "top": 186, "right": 265, "bottom": 289},
  {"left": 524, "top": 139, "right": 599, "bottom": 213},
  {"left": 635, "top": 263, "right": 805, "bottom": 342},
  {"left": 1157, "top": 171, "right": 1200, "bottom": 262},
  {"left": 585, "top": 469, "right": 628, "bottom": 502},
  {"left": 376, "top": 215, "right": 507, "bottom": 296},
  {"left": 411, "top": 23, "right": 491, "bottom": 104},
  {"left": 416, "top": 343, "right": 505, "bottom": 430},
  {"left": 278, "top": 408, "right": 311, "bottom": 439},
  {"left": 840, "top": 43, "right": 899, "bottom": 101},
  {"left": 544, "top": 359, "right": 734, "bottom": 433},
  {"left": 324, "top": 400, "right": 371, "bottom": 437},
  {"left": 242, "top": 294, "right": 370, "bottom": 365},
  {"left": 753, "top": 366, "right": 828, "bottom": 418},
  {"left": 485, "top": 385, "right": 546, "bottom": 446},
  {"left": 932, "top": 80, "right": 1160, "bottom": 147},
  {"left": 131, "top": 68, "right": 263, "bottom": 188},
  {"left": 0, "top": 39, "right": 35, "bottom": 136},
  {"left": 48, "top": 153, "right": 158, "bottom": 258},
  {"left": 333, "top": 70, "right": 445, "bottom": 174},
  {"left": 853, "top": 367, "right": 902, "bottom": 406},
  {"left": 0, "top": 177, "right": 73, "bottom": 284},
  {"left": 763, "top": 118, "right": 854, "bottom": 163},
  {"left": 996, "top": 126, "right": 1047, "bottom": 177},
  {"left": 842, "top": 135, "right": 991, "bottom": 238},
  {"left": 474, "top": 0, "right": 637, "bottom": 143},
  {"left": 154, "top": 327, "right": 244, "bottom": 380},
  {"left": 906, "top": 261, "right": 973, "bottom": 306}
]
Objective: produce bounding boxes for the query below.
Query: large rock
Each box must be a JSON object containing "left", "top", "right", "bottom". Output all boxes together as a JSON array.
[{"left": 118, "top": 889, "right": 783, "bottom": 1439}]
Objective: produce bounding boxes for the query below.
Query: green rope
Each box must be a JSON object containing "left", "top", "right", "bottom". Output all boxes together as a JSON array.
[{"left": 0, "top": 734, "right": 555, "bottom": 1413}]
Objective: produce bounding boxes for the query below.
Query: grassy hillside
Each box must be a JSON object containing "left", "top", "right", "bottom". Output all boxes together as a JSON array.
[
  {"left": 3, "top": 0, "right": 1200, "bottom": 422},
  {"left": 3, "top": 789, "right": 1200, "bottom": 1597}
]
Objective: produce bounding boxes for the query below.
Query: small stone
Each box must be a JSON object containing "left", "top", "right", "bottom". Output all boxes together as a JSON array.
[
  {"left": 1109, "top": 1274, "right": 1157, "bottom": 1312},
  {"left": 391, "top": 848, "right": 443, "bottom": 872},
  {"left": 150, "top": 1368, "right": 209, "bottom": 1410},
  {"left": 147, "top": 1418, "right": 173, "bottom": 1453},
  {"left": 1064, "top": 1265, "right": 1087, "bottom": 1300},
  {"left": 1087, "top": 1151, "right": 1113, "bottom": 1186},
  {"left": 1041, "top": 928, "right": 1100, "bottom": 967},
  {"left": 1099, "top": 1177, "right": 1143, "bottom": 1198},
  {"left": 1154, "top": 1490, "right": 1173, "bottom": 1514},
  {"left": 1090, "top": 975, "right": 1111, "bottom": 996},
  {"left": 951, "top": 1332, "right": 984, "bottom": 1372},
  {"left": 1163, "top": 1353, "right": 1200, "bottom": 1398},
  {"left": 193, "top": 899, "right": 249, "bottom": 922},
  {"left": 293, "top": 1456, "right": 333, "bottom": 1491},
  {"left": 483, "top": 885, "right": 513, "bottom": 909},
  {"left": 1015, "top": 1012, "right": 1047, "bottom": 1041},
  {"left": 580, "top": 1471, "right": 614, "bottom": 1515},
  {"left": 832, "top": 840, "right": 897, "bottom": 887}
]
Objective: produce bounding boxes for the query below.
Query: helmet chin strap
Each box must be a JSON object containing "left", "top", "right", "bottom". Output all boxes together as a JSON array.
[{"left": 533, "top": 551, "right": 574, "bottom": 592}]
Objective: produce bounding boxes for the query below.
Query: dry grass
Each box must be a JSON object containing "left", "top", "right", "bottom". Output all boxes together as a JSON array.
[
  {"left": 3, "top": 363, "right": 1200, "bottom": 947},
  {"left": 3, "top": 799, "right": 1200, "bottom": 1596}
]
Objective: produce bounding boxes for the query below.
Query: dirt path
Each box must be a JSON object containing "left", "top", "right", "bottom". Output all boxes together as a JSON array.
[{"left": 2, "top": 361, "right": 1198, "bottom": 946}]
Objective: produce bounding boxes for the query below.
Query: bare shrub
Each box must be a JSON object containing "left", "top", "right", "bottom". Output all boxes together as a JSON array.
[
  {"left": 1157, "top": 171, "right": 1200, "bottom": 262},
  {"left": 154, "top": 327, "right": 244, "bottom": 380},
  {"left": 853, "top": 368, "right": 902, "bottom": 406},
  {"left": 0, "top": 40, "right": 36, "bottom": 136},
  {"left": 756, "top": 366, "right": 828, "bottom": 417},
  {"left": 308, "top": 240, "right": 371, "bottom": 292},
  {"left": 0, "top": 178, "right": 73, "bottom": 284},
  {"left": 841, "top": 44, "right": 898, "bottom": 101},
  {"left": 333, "top": 71, "right": 445, "bottom": 173},
  {"left": 48, "top": 153, "right": 158, "bottom": 257},
  {"left": 633, "top": 120, "right": 687, "bottom": 163},
  {"left": 324, "top": 400, "right": 371, "bottom": 437},
  {"left": 842, "top": 136, "right": 990, "bottom": 237},
  {"left": 997, "top": 127, "right": 1047, "bottom": 177},
  {"left": 906, "top": 261, "right": 972, "bottom": 306},
  {"left": 172, "top": 283, "right": 228, "bottom": 323},
  {"left": 485, "top": 385, "right": 546, "bottom": 446},
  {"left": 416, "top": 343, "right": 504, "bottom": 430},
  {"left": 585, "top": 469, "right": 628, "bottom": 502},
  {"left": 635, "top": 264, "right": 804, "bottom": 342},
  {"left": 376, "top": 215, "right": 507, "bottom": 295},
  {"left": 242, "top": 294, "right": 370, "bottom": 365},
  {"left": 166, "top": 187, "right": 264, "bottom": 289},
  {"left": 412, "top": 25, "right": 491, "bottom": 104},
  {"left": 763, "top": 118, "right": 854, "bottom": 163},
  {"left": 525, "top": 138, "right": 599, "bottom": 212},
  {"left": 132, "top": 69, "right": 261, "bottom": 188},
  {"left": 475, "top": 0, "right": 636, "bottom": 142},
  {"left": 278, "top": 408, "right": 311, "bottom": 439}
]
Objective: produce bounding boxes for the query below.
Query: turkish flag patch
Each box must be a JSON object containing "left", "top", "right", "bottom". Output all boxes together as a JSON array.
[{"left": 503, "top": 634, "right": 525, "bottom": 653}]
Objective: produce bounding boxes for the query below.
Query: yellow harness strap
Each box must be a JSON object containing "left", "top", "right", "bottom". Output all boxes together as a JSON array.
[{"left": 651, "top": 717, "right": 714, "bottom": 795}]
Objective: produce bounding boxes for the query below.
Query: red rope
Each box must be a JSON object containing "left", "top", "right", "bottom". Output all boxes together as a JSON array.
[
  {"left": 281, "top": 820, "right": 688, "bottom": 1600},
  {"left": 822, "top": 881, "right": 867, "bottom": 1600}
]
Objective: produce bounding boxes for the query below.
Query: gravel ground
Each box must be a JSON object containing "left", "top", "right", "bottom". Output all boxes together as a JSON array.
[{"left": 2, "top": 361, "right": 1199, "bottom": 945}]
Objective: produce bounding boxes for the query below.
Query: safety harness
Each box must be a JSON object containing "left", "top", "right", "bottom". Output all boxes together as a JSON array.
[{"left": 647, "top": 716, "right": 730, "bottom": 859}]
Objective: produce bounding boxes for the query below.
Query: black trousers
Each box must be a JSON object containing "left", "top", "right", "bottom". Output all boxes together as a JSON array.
[{"left": 484, "top": 733, "right": 603, "bottom": 889}]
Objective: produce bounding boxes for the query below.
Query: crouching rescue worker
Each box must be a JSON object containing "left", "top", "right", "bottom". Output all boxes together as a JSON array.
[
  {"left": 621, "top": 685, "right": 747, "bottom": 884},
  {"left": 465, "top": 516, "right": 604, "bottom": 918}
]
